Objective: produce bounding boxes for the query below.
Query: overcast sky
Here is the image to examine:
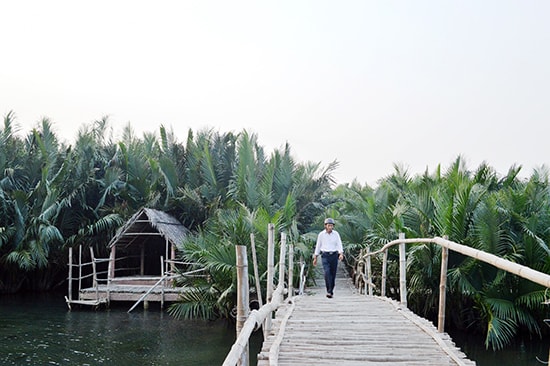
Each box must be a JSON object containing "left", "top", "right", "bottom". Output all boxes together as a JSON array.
[{"left": 1, "top": 1, "right": 549, "bottom": 186}]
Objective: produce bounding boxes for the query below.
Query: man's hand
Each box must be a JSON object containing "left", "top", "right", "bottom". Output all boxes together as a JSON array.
[
  {"left": 338, "top": 253, "right": 344, "bottom": 261},
  {"left": 312, "top": 256, "right": 317, "bottom": 266}
]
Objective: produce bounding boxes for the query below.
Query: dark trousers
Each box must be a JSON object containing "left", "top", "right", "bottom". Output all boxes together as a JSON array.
[{"left": 321, "top": 251, "right": 339, "bottom": 295}]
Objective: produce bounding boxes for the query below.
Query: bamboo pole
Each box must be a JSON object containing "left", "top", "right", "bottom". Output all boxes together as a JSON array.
[
  {"left": 362, "top": 257, "right": 367, "bottom": 295},
  {"left": 398, "top": 233, "right": 407, "bottom": 307},
  {"left": 90, "top": 247, "right": 98, "bottom": 301},
  {"left": 278, "top": 233, "right": 287, "bottom": 303},
  {"left": 235, "top": 245, "right": 249, "bottom": 366},
  {"left": 288, "top": 241, "right": 294, "bottom": 299},
  {"left": 222, "top": 285, "right": 285, "bottom": 366},
  {"left": 268, "top": 299, "right": 296, "bottom": 366},
  {"left": 250, "top": 233, "right": 263, "bottom": 307},
  {"left": 265, "top": 223, "right": 275, "bottom": 335},
  {"left": 160, "top": 256, "right": 165, "bottom": 309},
  {"left": 127, "top": 273, "right": 171, "bottom": 313},
  {"left": 432, "top": 236, "right": 550, "bottom": 288},
  {"left": 267, "top": 224, "right": 275, "bottom": 302},
  {"left": 438, "top": 236, "right": 449, "bottom": 333},
  {"left": 381, "top": 249, "right": 388, "bottom": 297},
  {"left": 68, "top": 247, "right": 73, "bottom": 302},
  {"left": 78, "top": 245, "right": 83, "bottom": 294},
  {"left": 165, "top": 238, "right": 169, "bottom": 275},
  {"left": 171, "top": 242, "right": 176, "bottom": 275},
  {"left": 362, "top": 235, "right": 550, "bottom": 302},
  {"left": 107, "top": 245, "right": 116, "bottom": 303},
  {"left": 140, "top": 243, "right": 145, "bottom": 276},
  {"left": 366, "top": 246, "right": 373, "bottom": 296},
  {"left": 108, "top": 245, "right": 116, "bottom": 280}
]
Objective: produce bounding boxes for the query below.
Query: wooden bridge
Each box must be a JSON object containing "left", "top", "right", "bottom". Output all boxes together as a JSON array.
[
  {"left": 224, "top": 232, "right": 550, "bottom": 366},
  {"left": 256, "top": 265, "right": 474, "bottom": 365}
]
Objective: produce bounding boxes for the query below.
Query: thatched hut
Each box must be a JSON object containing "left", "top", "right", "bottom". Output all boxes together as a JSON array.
[
  {"left": 107, "top": 207, "right": 189, "bottom": 280},
  {"left": 67, "top": 208, "right": 190, "bottom": 309}
]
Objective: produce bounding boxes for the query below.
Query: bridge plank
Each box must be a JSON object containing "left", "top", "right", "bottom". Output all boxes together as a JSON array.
[{"left": 258, "top": 266, "right": 475, "bottom": 365}]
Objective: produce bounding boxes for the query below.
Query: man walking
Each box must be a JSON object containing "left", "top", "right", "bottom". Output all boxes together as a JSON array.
[{"left": 312, "top": 218, "right": 344, "bottom": 298}]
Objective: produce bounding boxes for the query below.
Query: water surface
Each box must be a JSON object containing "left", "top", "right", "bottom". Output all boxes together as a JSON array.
[
  {"left": 0, "top": 293, "right": 261, "bottom": 365},
  {"left": 3, "top": 292, "right": 549, "bottom": 365}
]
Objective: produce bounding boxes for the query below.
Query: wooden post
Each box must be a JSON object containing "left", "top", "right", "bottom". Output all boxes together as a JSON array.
[
  {"left": 160, "top": 256, "right": 165, "bottom": 309},
  {"left": 381, "top": 249, "right": 388, "bottom": 297},
  {"left": 265, "top": 223, "right": 275, "bottom": 335},
  {"left": 235, "top": 245, "right": 249, "bottom": 366},
  {"left": 68, "top": 247, "right": 73, "bottom": 302},
  {"left": 278, "top": 233, "right": 287, "bottom": 302},
  {"left": 165, "top": 238, "right": 169, "bottom": 274},
  {"left": 363, "top": 258, "right": 368, "bottom": 295},
  {"left": 250, "top": 233, "right": 263, "bottom": 307},
  {"left": 288, "top": 241, "right": 294, "bottom": 298},
  {"left": 398, "top": 233, "right": 407, "bottom": 307},
  {"left": 107, "top": 245, "right": 115, "bottom": 303},
  {"left": 171, "top": 243, "right": 176, "bottom": 275},
  {"left": 108, "top": 245, "right": 116, "bottom": 281},
  {"left": 366, "top": 246, "right": 373, "bottom": 296},
  {"left": 78, "top": 245, "right": 83, "bottom": 294},
  {"left": 267, "top": 224, "right": 275, "bottom": 302},
  {"left": 90, "top": 247, "right": 99, "bottom": 300},
  {"left": 438, "top": 235, "right": 449, "bottom": 333},
  {"left": 140, "top": 243, "right": 145, "bottom": 276}
]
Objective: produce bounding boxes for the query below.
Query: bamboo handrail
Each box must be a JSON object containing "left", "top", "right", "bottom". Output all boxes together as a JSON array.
[
  {"left": 360, "top": 235, "right": 550, "bottom": 337},
  {"left": 223, "top": 225, "right": 295, "bottom": 366},
  {"left": 361, "top": 236, "right": 550, "bottom": 288},
  {"left": 268, "top": 298, "right": 296, "bottom": 366},
  {"left": 222, "top": 284, "right": 286, "bottom": 366},
  {"left": 126, "top": 273, "right": 179, "bottom": 313}
]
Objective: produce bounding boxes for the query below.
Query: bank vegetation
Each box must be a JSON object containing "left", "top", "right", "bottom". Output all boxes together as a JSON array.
[{"left": 1, "top": 110, "right": 549, "bottom": 350}]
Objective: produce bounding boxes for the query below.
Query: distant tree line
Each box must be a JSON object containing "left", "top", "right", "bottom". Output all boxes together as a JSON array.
[
  {"left": 2, "top": 110, "right": 549, "bottom": 350},
  {"left": 0, "top": 111, "right": 336, "bottom": 294}
]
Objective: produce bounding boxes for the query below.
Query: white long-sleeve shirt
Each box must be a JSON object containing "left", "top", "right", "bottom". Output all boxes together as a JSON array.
[{"left": 314, "top": 229, "right": 343, "bottom": 256}]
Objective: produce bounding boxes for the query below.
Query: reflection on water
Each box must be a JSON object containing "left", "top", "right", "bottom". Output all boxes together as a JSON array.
[
  {"left": 0, "top": 292, "right": 262, "bottom": 365},
  {"left": 450, "top": 328, "right": 550, "bottom": 366},
  {"left": 5, "top": 292, "right": 548, "bottom": 365}
]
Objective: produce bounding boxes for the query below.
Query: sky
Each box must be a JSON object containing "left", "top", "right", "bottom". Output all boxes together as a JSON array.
[{"left": 1, "top": 1, "right": 549, "bottom": 186}]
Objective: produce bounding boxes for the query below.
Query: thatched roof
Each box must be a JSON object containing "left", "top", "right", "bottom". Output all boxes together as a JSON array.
[{"left": 108, "top": 208, "right": 189, "bottom": 249}]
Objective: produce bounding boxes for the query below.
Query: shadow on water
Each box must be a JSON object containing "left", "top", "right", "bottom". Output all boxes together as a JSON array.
[{"left": 0, "top": 292, "right": 263, "bottom": 365}]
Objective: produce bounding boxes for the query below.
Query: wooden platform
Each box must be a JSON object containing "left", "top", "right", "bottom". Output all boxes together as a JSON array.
[
  {"left": 78, "top": 284, "right": 185, "bottom": 302},
  {"left": 67, "top": 276, "right": 187, "bottom": 308},
  {"left": 64, "top": 296, "right": 109, "bottom": 310},
  {"left": 258, "top": 266, "right": 475, "bottom": 365}
]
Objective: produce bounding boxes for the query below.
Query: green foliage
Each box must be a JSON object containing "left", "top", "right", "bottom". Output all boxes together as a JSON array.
[
  {"left": 5, "top": 110, "right": 550, "bottom": 353},
  {"left": 330, "top": 156, "right": 550, "bottom": 350}
]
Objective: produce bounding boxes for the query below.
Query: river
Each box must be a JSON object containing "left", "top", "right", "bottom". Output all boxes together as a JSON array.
[
  {"left": 0, "top": 292, "right": 262, "bottom": 365},
  {"left": 1, "top": 292, "right": 548, "bottom": 365}
]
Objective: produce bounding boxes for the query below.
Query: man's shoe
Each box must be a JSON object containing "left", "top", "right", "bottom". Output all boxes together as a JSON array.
[{"left": 326, "top": 293, "right": 333, "bottom": 298}]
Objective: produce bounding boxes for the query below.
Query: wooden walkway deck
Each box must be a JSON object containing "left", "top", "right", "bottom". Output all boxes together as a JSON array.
[
  {"left": 258, "top": 266, "right": 475, "bottom": 365},
  {"left": 66, "top": 276, "right": 186, "bottom": 309}
]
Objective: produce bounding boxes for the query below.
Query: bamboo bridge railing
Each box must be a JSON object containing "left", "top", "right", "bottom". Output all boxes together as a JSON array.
[
  {"left": 224, "top": 231, "right": 550, "bottom": 366},
  {"left": 357, "top": 234, "right": 550, "bottom": 336},
  {"left": 223, "top": 224, "right": 305, "bottom": 366}
]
